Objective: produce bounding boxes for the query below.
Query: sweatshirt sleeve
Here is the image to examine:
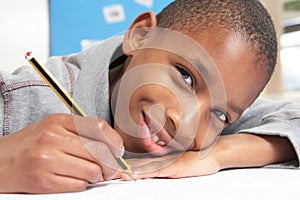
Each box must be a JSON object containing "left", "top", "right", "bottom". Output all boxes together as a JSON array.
[
  {"left": 0, "top": 89, "right": 4, "bottom": 136},
  {"left": 0, "top": 56, "right": 80, "bottom": 136},
  {"left": 221, "top": 98, "right": 300, "bottom": 169}
]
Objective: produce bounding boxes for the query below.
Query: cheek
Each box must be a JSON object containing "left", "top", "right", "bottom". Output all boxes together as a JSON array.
[
  {"left": 128, "top": 84, "right": 181, "bottom": 119},
  {"left": 189, "top": 99, "right": 225, "bottom": 152},
  {"left": 129, "top": 84, "right": 181, "bottom": 105}
]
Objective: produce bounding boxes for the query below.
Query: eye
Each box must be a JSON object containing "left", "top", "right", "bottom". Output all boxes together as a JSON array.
[
  {"left": 212, "top": 108, "right": 229, "bottom": 124},
  {"left": 175, "top": 65, "right": 193, "bottom": 86}
]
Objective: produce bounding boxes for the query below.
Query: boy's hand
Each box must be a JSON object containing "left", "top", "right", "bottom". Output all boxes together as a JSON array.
[
  {"left": 123, "top": 148, "right": 221, "bottom": 180},
  {"left": 0, "top": 114, "right": 124, "bottom": 194},
  {"left": 123, "top": 134, "right": 297, "bottom": 180}
]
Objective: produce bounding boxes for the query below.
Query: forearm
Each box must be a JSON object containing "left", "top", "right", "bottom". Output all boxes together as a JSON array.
[
  {"left": 214, "top": 133, "right": 297, "bottom": 170},
  {"left": 127, "top": 133, "right": 298, "bottom": 180}
]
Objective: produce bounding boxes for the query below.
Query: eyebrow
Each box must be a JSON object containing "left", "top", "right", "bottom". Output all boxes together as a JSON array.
[{"left": 189, "top": 57, "right": 210, "bottom": 79}]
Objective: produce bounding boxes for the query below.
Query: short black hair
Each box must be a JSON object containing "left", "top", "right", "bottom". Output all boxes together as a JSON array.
[{"left": 156, "top": 0, "right": 277, "bottom": 84}]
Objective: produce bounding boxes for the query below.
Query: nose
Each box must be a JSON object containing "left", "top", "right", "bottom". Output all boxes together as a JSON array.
[
  {"left": 165, "top": 107, "right": 181, "bottom": 136},
  {"left": 164, "top": 101, "right": 204, "bottom": 152},
  {"left": 165, "top": 97, "right": 213, "bottom": 151}
]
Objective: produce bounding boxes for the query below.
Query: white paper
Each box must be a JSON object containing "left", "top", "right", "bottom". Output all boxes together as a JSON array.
[{"left": 1, "top": 168, "right": 299, "bottom": 200}]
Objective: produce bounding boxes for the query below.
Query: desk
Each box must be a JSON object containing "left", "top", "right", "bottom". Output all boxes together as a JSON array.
[{"left": 1, "top": 168, "right": 299, "bottom": 200}]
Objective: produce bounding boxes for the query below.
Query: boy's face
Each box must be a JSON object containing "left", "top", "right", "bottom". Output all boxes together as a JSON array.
[{"left": 112, "top": 27, "right": 266, "bottom": 157}]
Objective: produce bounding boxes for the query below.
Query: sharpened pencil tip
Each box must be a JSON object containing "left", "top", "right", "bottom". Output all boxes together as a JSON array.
[{"left": 125, "top": 170, "right": 136, "bottom": 181}]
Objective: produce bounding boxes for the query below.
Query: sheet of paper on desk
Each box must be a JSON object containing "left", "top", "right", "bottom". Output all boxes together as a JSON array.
[{"left": 0, "top": 168, "right": 299, "bottom": 200}]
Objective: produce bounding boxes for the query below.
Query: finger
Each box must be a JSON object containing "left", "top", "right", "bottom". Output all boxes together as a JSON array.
[
  {"left": 58, "top": 135, "right": 119, "bottom": 180},
  {"left": 44, "top": 113, "right": 78, "bottom": 133},
  {"left": 51, "top": 175, "right": 89, "bottom": 193},
  {"left": 97, "top": 118, "right": 125, "bottom": 157},
  {"left": 73, "top": 115, "right": 124, "bottom": 158},
  {"left": 51, "top": 152, "right": 104, "bottom": 183},
  {"left": 29, "top": 173, "right": 89, "bottom": 194},
  {"left": 81, "top": 137, "right": 119, "bottom": 180},
  {"left": 51, "top": 120, "right": 118, "bottom": 169},
  {"left": 38, "top": 117, "right": 120, "bottom": 181},
  {"left": 48, "top": 114, "right": 123, "bottom": 158},
  {"left": 132, "top": 163, "right": 184, "bottom": 180},
  {"left": 126, "top": 154, "right": 181, "bottom": 179},
  {"left": 112, "top": 171, "right": 122, "bottom": 180},
  {"left": 133, "top": 162, "right": 169, "bottom": 179},
  {"left": 56, "top": 137, "right": 120, "bottom": 182},
  {"left": 130, "top": 151, "right": 221, "bottom": 179}
]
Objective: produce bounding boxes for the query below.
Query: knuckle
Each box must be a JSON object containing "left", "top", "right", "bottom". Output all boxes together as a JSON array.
[
  {"left": 29, "top": 149, "right": 52, "bottom": 167},
  {"left": 97, "top": 119, "right": 108, "bottom": 133},
  {"left": 36, "top": 130, "right": 58, "bottom": 145},
  {"left": 44, "top": 113, "right": 70, "bottom": 125},
  {"left": 72, "top": 181, "right": 89, "bottom": 192},
  {"left": 44, "top": 113, "right": 60, "bottom": 124},
  {"left": 33, "top": 175, "right": 55, "bottom": 193},
  {"left": 85, "top": 164, "right": 101, "bottom": 181}
]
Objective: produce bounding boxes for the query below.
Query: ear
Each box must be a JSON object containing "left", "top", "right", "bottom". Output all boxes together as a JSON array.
[{"left": 123, "top": 11, "right": 157, "bottom": 55}]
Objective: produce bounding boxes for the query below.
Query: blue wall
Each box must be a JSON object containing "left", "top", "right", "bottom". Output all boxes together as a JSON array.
[{"left": 49, "top": 0, "right": 174, "bottom": 56}]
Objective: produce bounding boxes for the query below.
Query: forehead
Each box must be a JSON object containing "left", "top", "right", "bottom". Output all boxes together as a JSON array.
[{"left": 188, "top": 30, "right": 266, "bottom": 110}]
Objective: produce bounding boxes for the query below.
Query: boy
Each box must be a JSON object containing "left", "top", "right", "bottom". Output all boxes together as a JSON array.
[{"left": 0, "top": 0, "right": 299, "bottom": 194}]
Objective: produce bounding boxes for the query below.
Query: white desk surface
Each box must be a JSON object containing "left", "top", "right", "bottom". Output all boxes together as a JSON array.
[{"left": 0, "top": 168, "right": 299, "bottom": 200}]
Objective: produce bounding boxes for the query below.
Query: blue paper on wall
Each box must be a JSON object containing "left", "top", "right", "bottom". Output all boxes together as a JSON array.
[{"left": 49, "top": 0, "right": 174, "bottom": 56}]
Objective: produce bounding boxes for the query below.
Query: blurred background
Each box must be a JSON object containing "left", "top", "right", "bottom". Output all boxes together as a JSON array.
[{"left": 0, "top": 0, "right": 300, "bottom": 102}]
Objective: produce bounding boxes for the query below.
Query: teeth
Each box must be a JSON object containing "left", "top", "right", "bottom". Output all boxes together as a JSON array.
[
  {"left": 151, "top": 134, "right": 166, "bottom": 146},
  {"left": 148, "top": 124, "right": 166, "bottom": 147},
  {"left": 152, "top": 134, "right": 159, "bottom": 143},
  {"left": 157, "top": 141, "right": 166, "bottom": 146},
  {"left": 149, "top": 126, "right": 156, "bottom": 135}
]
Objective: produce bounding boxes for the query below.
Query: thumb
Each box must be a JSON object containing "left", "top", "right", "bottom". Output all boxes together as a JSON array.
[
  {"left": 73, "top": 115, "right": 124, "bottom": 158},
  {"left": 96, "top": 118, "right": 125, "bottom": 158}
]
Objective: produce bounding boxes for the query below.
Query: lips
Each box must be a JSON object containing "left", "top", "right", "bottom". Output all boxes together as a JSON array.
[{"left": 138, "top": 112, "right": 184, "bottom": 156}]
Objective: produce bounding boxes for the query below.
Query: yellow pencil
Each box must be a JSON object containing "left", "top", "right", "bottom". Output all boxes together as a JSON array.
[{"left": 25, "top": 52, "right": 134, "bottom": 180}]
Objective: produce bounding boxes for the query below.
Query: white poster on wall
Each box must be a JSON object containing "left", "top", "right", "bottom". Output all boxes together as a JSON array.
[
  {"left": 134, "top": 0, "right": 154, "bottom": 8},
  {"left": 102, "top": 4, "right": 126, "bottom": 24}
]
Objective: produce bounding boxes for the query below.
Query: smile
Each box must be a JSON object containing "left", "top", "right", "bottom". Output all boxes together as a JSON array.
[
  {"left": 138, "top": 111, "right": 184, "bottom": 156},
  {"left": 137, "top": 111, "right": 171, "bottom": 156},
  {"left": 151, "top": 133, "right": 166, "bottom": 147}
]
